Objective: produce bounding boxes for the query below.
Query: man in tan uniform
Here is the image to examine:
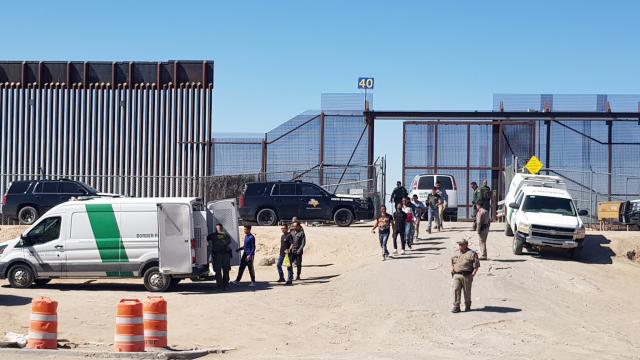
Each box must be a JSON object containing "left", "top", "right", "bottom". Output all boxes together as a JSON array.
[
  {"left": 450, "top": 238, "right": 480, "bottom": 313},
  {"left": 475, "top": 200, "right": 490, "bottom": 260}
]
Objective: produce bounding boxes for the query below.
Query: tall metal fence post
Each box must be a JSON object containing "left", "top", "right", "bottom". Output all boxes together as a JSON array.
[
  {"left": 319, "top": 112, "right": 325, "bottom": 186},
  {"left": 589, "top": 170, "right": 594, "bottom": 226},
  {"left": 260, "top": 137, "right": 267, "bottom": 182}
]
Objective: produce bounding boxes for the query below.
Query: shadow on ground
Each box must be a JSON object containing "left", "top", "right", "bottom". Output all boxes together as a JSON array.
[
  {"left": 411, "top": 247, "right": 446, "bottom": 252},
  {"left": 524, "top": 235, "right": 615, "bottom": 265},
  {"left": 473, "top": 306, "right": 521, "bottom": 313},
  {"left": 303, "top": 264, "right": 334, "bottom": 268},
  {"left": 389, "top": 255, "right": 426, "bottom": 260},
  {"left": 0, "top": 294, "right": 32, "bottom": 306}
]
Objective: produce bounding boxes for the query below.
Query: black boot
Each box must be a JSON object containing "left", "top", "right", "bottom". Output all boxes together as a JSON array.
[{"left": 451, "top": 306, "right": 461, "bottom": 313}]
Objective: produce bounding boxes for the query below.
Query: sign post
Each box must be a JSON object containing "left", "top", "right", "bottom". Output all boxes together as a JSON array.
[{"left": 358, "top": 77, "right": 374, "bottom": 111}]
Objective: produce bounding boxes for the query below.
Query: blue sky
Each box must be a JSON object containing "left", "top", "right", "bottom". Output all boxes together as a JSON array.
[{"left": 2, "top": 0, "right": 639, "bottom": 186}]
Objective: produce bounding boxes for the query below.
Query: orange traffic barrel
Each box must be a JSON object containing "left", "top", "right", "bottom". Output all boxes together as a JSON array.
[
  {"left": 27, "top": 296, "right": 58, "bottom": 349},
  {"left": 114, "top": 299, "right": 144, "bottom": 352},
  {"left": 143, "top": 296, "right": 168, "bottom": 349}
]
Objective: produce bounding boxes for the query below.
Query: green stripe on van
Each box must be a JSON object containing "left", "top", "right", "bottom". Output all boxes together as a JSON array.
[{"left": 85, "top": 204, "right": 129, "bottom": 263}]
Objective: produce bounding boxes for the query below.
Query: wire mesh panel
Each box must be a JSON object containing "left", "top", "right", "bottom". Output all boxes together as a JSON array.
[
  {"left": 404, "top": 123, "right": 435, "bottom": 168},
  {"left": 437, "top": 124, "right": 467, "bottom": 167},
  {"left": 212, "top": 137, "right": 263, "bottom": 175}
]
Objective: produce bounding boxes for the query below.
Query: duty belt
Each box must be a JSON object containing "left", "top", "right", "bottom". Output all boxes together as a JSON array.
[{"left": 454, "top": 271, "right": 472, "bottom": 276}]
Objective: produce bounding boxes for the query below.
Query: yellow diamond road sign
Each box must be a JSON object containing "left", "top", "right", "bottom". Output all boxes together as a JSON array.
[{"left": 525, "top": 156, "right": 543, "bottom": 174}]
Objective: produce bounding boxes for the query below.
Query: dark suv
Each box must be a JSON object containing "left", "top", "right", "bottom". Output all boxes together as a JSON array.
[
  {"left": 2, "top": 179, "right": 102, "bottom": 224},
  {"left": 239, "top": 181, "right": 374, "bottom": 227}
]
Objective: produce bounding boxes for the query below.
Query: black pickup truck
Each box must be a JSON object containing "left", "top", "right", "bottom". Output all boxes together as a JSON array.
[{"left": 238, "top": 181, "right": 374, "bottom": 226}]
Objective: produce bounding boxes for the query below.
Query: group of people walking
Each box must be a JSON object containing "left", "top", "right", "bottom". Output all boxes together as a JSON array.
[
  {"left": 372, "top": 180, "right": 449, "bottom": 260},
  {"left": 206, "top": 219, "right": 307, "bottom": 291},
  {"left": 375, "top": 178, "right": 494, "bottom": 313},
  {"left": 276, "top": 219, "right": 306, "bottom": 285}
]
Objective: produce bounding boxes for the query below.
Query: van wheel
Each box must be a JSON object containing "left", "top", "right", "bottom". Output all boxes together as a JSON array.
[
  {"left": 18, "top": 206, "right": 39, "bottom": 225},
  {"left": 8, "top": 264, "right": 35, "bottom": 288},
  {"left": 256, "top": 208, "right": 278, "bottom": 226},
  {"left": 143, "top": 266, "right": 171, "bottom": 292},
  {"left": 334, "top": 208, "right": 354, "bottom": 227},
  {"left": 505, "top": 224, "right": 514, "bottom": 237},
  {"left": 34, "top": 279, "right": 52, "bottom": 286},
  {"left": 513, "top": 234, "right": 524, "bottom": 255}
]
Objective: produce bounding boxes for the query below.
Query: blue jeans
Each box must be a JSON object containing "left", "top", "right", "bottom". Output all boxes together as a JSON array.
[
  {"left": 404, "top": 222, "right": 414, "bottom": 246},
  {"left": 428, "top": 207, "right": 440, "bottom": 231},
  {"left": 378, "top": 232, "right": 390, "bottom": 256},
  {"left": 277, "top": 255, "right": 293, "bottom": 281}
]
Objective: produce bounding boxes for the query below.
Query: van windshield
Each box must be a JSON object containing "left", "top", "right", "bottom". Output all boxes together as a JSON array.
[{"left": 522, "top": 195, "right": 576, "bottom": 216}]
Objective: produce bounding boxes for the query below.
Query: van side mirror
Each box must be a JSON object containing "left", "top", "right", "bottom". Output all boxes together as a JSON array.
[
  {"left": 578, "top": 209, "right": 588, "bottom": 216},
  {"left": 508, "top": 202, "right": 519, "bottom": 209},
  {"left": 20, "top": 235, "right": 33, "bottom": 246}
]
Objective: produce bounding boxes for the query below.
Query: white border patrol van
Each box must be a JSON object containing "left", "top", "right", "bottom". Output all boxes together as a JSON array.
[{"left": 0, "top": 197, "right": 240, "bottom": 292}]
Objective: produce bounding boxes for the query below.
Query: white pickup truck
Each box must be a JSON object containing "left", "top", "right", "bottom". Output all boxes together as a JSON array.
[{"left": 504, "top": 174, "right": 588, "bottom": 259}]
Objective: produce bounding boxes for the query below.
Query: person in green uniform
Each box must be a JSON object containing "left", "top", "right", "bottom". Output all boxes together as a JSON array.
[
  {"left": 471, "top": 181, "right": 480, "bottom": 231},
  {"left": 209, "top": 223, "right": 232, "bottom": 291}
]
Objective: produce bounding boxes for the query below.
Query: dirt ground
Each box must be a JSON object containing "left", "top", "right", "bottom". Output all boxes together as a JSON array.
[{"left": 1, "top": 222, "right": 640, "bottom": 360}]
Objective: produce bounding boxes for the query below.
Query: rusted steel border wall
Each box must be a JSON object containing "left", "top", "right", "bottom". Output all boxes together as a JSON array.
[{"left": 0, "top": 60, "right": 213, "bottom": 198}]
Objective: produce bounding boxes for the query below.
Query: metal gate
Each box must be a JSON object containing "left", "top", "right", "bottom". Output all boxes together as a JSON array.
[{"left": 403, "top": 120, "right": 534, "bottom": 219}]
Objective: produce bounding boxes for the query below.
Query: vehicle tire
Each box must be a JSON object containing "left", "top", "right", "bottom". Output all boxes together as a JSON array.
[
  {"left": 334, "top": 208, "right": 354, "bottom": 227},
  {"left": 18, "top": 206, "right": 39, "bottom": 225},
  {"left": 34, "top": 279, "right": 52, "bottom": 286},
  {"left": 256, "top": 208, "right": 278, "bottom": 226},
  {"left": 8, "top": 264, "right": 35, "bottom": 289},
  {"left": 143, "top": 266, "right": 171, "bottom": 292},
  {"left": 512, "top": 234, "right": 524, "bottom": 255},
  {"left": 505, "top": 224, "right": 514, "bottom": 237}
]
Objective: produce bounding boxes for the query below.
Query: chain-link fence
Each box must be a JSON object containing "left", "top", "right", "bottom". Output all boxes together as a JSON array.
[{"left": 0, "top": 160, "right": 384, "bottom": 225}]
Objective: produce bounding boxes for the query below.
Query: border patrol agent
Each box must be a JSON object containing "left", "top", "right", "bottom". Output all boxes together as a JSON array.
[{"left": 450, "top": 238, "right": 480, "bottom": 313}]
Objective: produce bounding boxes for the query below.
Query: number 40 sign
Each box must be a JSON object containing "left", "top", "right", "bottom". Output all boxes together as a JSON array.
[{"left": 358, "top": 77, "right": 374, "bottom": 90}]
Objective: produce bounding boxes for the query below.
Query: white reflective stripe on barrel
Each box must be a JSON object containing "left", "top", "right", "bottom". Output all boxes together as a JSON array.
[
  {"left": 114, "top": 335, "right": 145, "bottom": 342},
  {"left": 144, "top": 330, "right": 167, "bottom": 337},
  {"left": 143, "top": 313, "right": 167, "bottom": 321},
  {"left": 30, "top": 314, "right": 58, "bottom": 322},
  {"left": 115, "top": 317, "right": 143, "bottom": 324},
  {"left": 29, "top": 332, "right": 57, "bottom": 340}
]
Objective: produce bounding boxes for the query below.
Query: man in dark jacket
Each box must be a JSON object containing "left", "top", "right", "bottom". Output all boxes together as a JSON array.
[
  {"left": 290, "top": 221, "right": 306, "bottom": 280},
  {"left": 234, "top": 225, "right": 256, "bottom": 286},
  {"left": 392, "top": 203, "right": 407, "bottom": 255},
  {"left": 390, "top": 181, "right": 408, "bottom": 207},
  {"left": 277, "top": 224, "right": 294, "bottom": 284},
  {"left": 480, "top": 180, "right": 492, "bottom": 212},
  {"left": 209, "top": 223, "right": 232, "bottom": 291}
]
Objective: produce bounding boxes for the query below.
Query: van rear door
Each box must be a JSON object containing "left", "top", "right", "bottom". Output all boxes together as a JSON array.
[
  {"left": 207, "top": 199, "right": 241, "bottom": 266},
  {"left": 436, "top": 175, "right": 458, "bottom": 208},
  {"left": 157, "top": 203, "right": 192, "bottom": 274}
]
